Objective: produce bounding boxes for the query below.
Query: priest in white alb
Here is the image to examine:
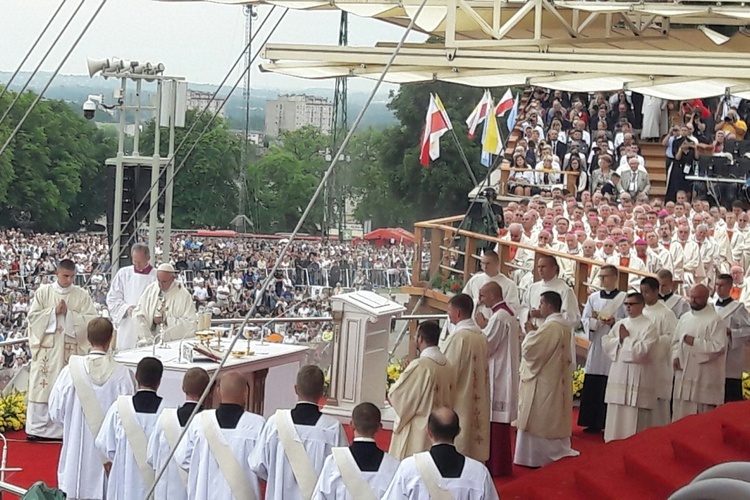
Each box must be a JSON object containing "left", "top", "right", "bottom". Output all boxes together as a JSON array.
[
  {"left": 49, "top": 318, "right": 136, "bottom": 500},
  {"left": 515, "top": 291, "right": 579, "bottom": 468},
  {"left": 106, "top": 243, "right": 157, "bottom": 350},
  {"left": 148, "top": 367, "right": 210, "bottom": 500},
  {"left": 248, "top": 365, "right": 347, "bottom": 500},
  {"left": 672, "top": 285, "right": 727, "bottom": 422},
  {"left": 96, "top": 357, "right": 168, "bottom": 500},
  {"left": 176, "top": 372, "right": 265, "bottom": 500},
  {"left": 133, "top": 263, "right": 197, "bottom": 345},
  {"left": 602, "top": 292, "right": 659, "bottom": 442},
  {"left": 640, "top": 277, "right": 678, "bottom": 427},
  {"left": 442, "top": 293, "right": 491, "bottom": 463},
  {"left": 27, "top": 259, "right": 97, "bottom": 440},
  {"left": 388, "top": 321, "right": 453, "bottom": 460},
  {"left": 712, "top": 273, "right": 750, "bottom": 403},
  {"left": 657, "top": 269, "right": 691, "bottom": 319},
  {"left": 383, "top": 407, "right": 498, "bottom": 500},
  {"left": 475, "top": 281, "right": 518, "bottom": 477},
  {"left": 578, "top": 265, "right": 626, "bottom": 434},
  {"left": 313, "top": 402, "right": 400, "bottom": 499},
  {"left": 462, "top": 250, "right": 521, "bottom": 316}
]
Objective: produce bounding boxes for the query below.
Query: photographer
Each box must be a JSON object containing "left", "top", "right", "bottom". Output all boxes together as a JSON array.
[{"left": 715, "top": 107, "right": 747, "bottom": 139}]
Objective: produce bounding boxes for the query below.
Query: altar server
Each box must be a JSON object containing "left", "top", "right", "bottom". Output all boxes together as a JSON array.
[
  {"left": 442, "top": 293, "right": 491, "bottom": 463},
  {"left": 672, "top": 285, "right": 727, "bottom": 421},
  {"left": 475, "top": 281, "right": 518, "bottom": 476},
  {"left": 313, "top": 402, "right": 399, "bottom": 499},
  {"left": 176, "top": 372, "right": 265, "bottom": 500},
  {"left": 383, "top": 407, "right": 498, "bottom": 500},
  {"left": 49, "top": 318, "right": 136, "bottom": 500},
  {"left": 713, "top": 274, "right": 750, "bottom": 402},
  {"left": 602, "top": 293, "right": 659, "bottom": 442},
  {"left": 133, "top": 263, "right": 196, "bottom": 344},
  {"left": 27, "top": 259, "right": 97, "bottom": 440},
  {"left": 248, "top": 365, "right": 347, "bottom": 500},
  {"left": 515, "top": 291, "right": 579, "bottom": 468},
  {"left": 578, "top": 265, "right": 626, "bottom": 433},
  {"left": 388, "top": 321, "right": 453, "bottom": 460},
  {"left": 96, "top": 357, "right": 167, "bottom": 500},
  {"left": 462, "top": 250, "right": 521, "bottom": 316},
  {"left": 657, "top": 269, "right": 691, "bottom": 319},
  {"left": 147, "top": 367, "right": 210, "bottom": 500},
  {"left": 640, "top": 277, "right": 678, "bottom": 426},
  {"left": 107, "top": 243, "right": 157, "bottom": 350}
]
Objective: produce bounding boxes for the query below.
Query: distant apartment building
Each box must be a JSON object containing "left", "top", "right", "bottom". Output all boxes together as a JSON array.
[
  {"left": 187, "top": 89, "right": 226, "bottom": 118},
  {"left": 264, "top": 94, "right": 333, "bottom": 137}
]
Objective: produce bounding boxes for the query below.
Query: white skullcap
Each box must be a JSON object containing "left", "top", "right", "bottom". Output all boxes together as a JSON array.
[{"left": 157, "top": 263, "right": 177, "bottom": 273}]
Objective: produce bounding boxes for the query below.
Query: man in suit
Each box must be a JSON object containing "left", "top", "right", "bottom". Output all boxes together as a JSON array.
[
  {"left": 548, "top": 128, "right": 567, "bottom": 161},
  {"left": 619, "top": 157, "right": 650, "bottom": 199}
]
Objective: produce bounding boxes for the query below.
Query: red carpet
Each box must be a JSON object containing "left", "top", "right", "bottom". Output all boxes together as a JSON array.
[{"left": 3, "top": 403, "right": 750, "bottom": 498}]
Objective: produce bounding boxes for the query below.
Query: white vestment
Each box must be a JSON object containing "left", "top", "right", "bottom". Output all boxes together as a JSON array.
[
  {"left": 713, "top": 298, "right": 750, "bottom": 380},
  {"left": 463, "top": 272, "right": 522, "bottom": 317},
  {"left": 645, "top": 246, "right": 675, "bottom": 275},
  {"left": 133, "top": 281, "right": 197, "bottom": 343},
  {"left": 581, "top": 290, "right": 627, "bottom": 376},
  {"left": 669, "top": 240, "right": 704, "bottom": 287},
  {"left": 672, "top": 306, "right": 727, "bottom": 422},
  {"left": 106, "top": 266, "right": 156, "bottom": 350},
  {"left": 602, "top": 314, "right": 659, "bottom": 442},
  {"left": 27, "top": 283, "right": 97, "bottom": 439},
  {"left": 248, "top": 408, "right": 348, "bottom": 500},
  {"left": 312, "top": 442, "right": 400, "bottom": 500},
  {"left": 482, "top": 306, "right": 519, "bottom": 423},
  {"left": 382, "top": 451, "right": 499, "bottom": 500},
  {"left": 176, "top": 409, "right": 265, "bottom": 500},
  {"left": 95, "top": 394, "right": 166, "bottom": 500},
  {"left": 643, "top": 301, "right": 678, "bottom": 426},
  {"left": 147, "top": 408, "right": 190, "bottom": 500},
  {"left": 641, "top": 96, "right": 667, "bottom": 139},
  {"left": 48, "top": 352, "right": 135, "bottom": 500},
  {"left": 662, "top": 293, "right": 691, "bottom": 319}
]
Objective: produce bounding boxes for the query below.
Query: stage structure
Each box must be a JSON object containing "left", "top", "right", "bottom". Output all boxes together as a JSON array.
[
  {"left": 88, "top": 57, "right": 187, "bottom": 273},
  {"left": 157, "top": 0, "right": 750, "bottom": 99}
]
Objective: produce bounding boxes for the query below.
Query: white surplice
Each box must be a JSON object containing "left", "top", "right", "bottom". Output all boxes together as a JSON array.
[
  {"left": 581, "top": 290, "right": 627, "bottom": 376},
  {"left": 482, "top": 305, "right": 519, "bottom": 424},
  {"left": 312, "top": 441, "right": 400, "bottom": 500},
  {"left": 48, "top": 352, "right": 135, "bottom": 500},
  {"left": 713, "top": 297, "right": 750, "bottom": 380},
  {"left": 106, "top": 265, "right": 157, "bottom": 350},
  {"left": 95, "top": 394, "right": 166, "bottom": 500},
  {"left": 382, "top": 451, "right": 499, "bottom": 500},
  {"left": 643, "top": 301, "right": 678, "bottom": 426},
  {"left": 248, "top": 409, "right": 348, "bottom": 500},
  {"left": 672, "top": 306, "right": 727, "bottom": 422},
  {"left": 133, "top": 281, "right": 197, "bottom": 344},
  {"left": 147, "top": 408, "right": 190, "bottom": 500},
  {"left": 602, "top": 314, "right": 659, "bottom": 442},
  {"left": 661, "top": 293, "right": 691, "bottom": 319},
  {"left": 645, "top": 246, "right": 675, "bottom": 275},
  {"left": 669, "top": 240, "right": 704, "bottom": 286},
  {"left": 175, "top": 409, "right": 265, "bottom": 500}
]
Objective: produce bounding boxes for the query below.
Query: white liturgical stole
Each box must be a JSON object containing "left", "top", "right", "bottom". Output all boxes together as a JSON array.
[
  {"left": 331, "top": 447, "right": 377, "bottom": 500},
  {"left": 414, "top": 452, "right": 453, "bottom": 500},
  {"left": 117, "top": 396, "right": 155, "bottom": 488},
  {"left": 201, "top": 411, "right": 256, "bottom": 500},
  {"left": 157, "top": 409, "right": 188, "bottom": 486},
  {"left": 275, "top": 409, "right": 318, "bottom": 500},
  {"left": 69, "top": 356, "right": 108, "bottom": 464}
]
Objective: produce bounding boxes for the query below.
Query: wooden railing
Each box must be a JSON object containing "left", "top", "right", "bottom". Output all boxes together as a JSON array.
[{"left": 412, "top": 214, "right": 655, "bottom": 308}]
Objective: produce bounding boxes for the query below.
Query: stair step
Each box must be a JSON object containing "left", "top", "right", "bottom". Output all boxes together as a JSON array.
[
  {"left": 623, "top": 445, "right": 685, "bottom": 498},
  {"left": 722, "top": 418, "right": 750, "bottom": 454}
]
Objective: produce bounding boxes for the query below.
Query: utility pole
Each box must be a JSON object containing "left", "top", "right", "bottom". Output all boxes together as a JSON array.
[
  {"left": 233, "top": 5, "right": 255, "bottom": 233},
  {"left": 328, "top": 10, "right": 349, "bottom": 241}
]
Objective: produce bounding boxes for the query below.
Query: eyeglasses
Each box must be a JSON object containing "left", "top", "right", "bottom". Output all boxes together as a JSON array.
[{"left": 624, "top": 302, "right": 642, "bottom": 306}]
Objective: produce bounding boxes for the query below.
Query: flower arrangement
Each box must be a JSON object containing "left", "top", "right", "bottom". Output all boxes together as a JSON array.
[
  {"left": 0, "top": 391, "right": 26, "bottom": 432},
  {"left": 429, "top": 274, "right": 463, "bottom": 295},
  {"left": 743, "top": 372, "right": 750, "bottom": 400},
  {"left": 321, "top": 329, "right": 334, "bottom": 342},
  {"left": 387, "top": 360, "right": 405, "bottom": 391},
  {"left": 573, "top": 365, "right": 585, "bottom": 399}
]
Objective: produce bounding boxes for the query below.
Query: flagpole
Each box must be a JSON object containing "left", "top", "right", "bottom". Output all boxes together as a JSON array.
[{"left": 448, "top": 128, "right": 479, "bottom": 186}]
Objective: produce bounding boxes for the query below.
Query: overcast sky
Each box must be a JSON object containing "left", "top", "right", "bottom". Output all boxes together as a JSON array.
[{"left": 1, "top": 0, "right": 426, "bottom": 93}]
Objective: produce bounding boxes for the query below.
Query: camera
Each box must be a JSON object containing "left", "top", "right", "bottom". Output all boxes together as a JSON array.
[
  {"left": 725, "top": 116, "right": 733, "bottom": 122},
  {"left": 82, "top": 99, "right": 96, "bottom": 120}
]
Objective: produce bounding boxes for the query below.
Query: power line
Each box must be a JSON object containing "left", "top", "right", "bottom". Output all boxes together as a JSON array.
[
  {"left": 145, "top": 0, "right": 431, "bottom": 494},
  {"left": 0, "top": 0, "right": 110, "bottom": 158},
  {"left": 0, "top": 0, "right": 89, "bottom": 131},
  {"left": 0, "top": 0, "right": 66, "bottom": 103}
]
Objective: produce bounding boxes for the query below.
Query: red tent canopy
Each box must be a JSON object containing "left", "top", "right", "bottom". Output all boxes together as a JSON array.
[{"left": 363, "top": 227, "right": 415, "bottom": 246}]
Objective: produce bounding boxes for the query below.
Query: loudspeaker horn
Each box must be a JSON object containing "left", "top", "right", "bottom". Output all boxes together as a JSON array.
[{"left": 87, "top": 57, "right": 110, "bottom": 77}]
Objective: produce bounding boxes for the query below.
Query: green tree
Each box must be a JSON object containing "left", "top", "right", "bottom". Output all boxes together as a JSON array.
[
  {"left": 0, "top": 89, "right": 115, "bottom": 231},
  {"left": 246, "top": 126, "right": 328, "bottom": 234},
  {"left": 140, "top": 110, "right": 242, "bottom": 229}
]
